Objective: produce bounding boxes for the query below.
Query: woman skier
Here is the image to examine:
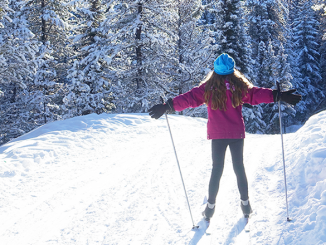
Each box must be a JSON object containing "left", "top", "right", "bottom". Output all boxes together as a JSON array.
[{"left": 148, "top": 53, "right": 301, "bottom": 222}]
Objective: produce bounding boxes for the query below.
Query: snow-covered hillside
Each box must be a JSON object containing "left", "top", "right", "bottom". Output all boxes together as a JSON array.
[{"left": 0, "top": 111, "right": 326, "bottom": 245}]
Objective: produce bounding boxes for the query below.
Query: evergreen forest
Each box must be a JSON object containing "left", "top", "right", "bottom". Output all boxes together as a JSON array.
[{"left": 0, "top": 0, "right": 325, "bottom": 145}]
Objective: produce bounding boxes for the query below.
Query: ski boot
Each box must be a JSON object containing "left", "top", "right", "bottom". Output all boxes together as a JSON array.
[
  {"left": 241, "top": 199, "right": 252, "bottom": 218},
  {"left": 202, "top": 202, "right": 215, "bottom": 222}
]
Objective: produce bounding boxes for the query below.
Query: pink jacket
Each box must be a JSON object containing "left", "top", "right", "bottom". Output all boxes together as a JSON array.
[{"left": 172, "top": 81, "right": 274, "bottom": 139}]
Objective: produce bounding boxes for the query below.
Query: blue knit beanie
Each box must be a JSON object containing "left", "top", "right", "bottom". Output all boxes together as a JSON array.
[{"left": 214, "top": 53, "right": 235, "bottom": 75}]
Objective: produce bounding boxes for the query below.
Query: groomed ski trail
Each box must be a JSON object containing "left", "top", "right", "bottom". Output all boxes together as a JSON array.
[{"left": 0, "top": 113, "right": 305, "bottom": 244}]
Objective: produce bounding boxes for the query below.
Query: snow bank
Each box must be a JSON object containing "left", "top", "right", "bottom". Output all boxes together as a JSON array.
[
  {"left": 0, "top": 113, "right": 155, "bottom": 177},
  {"left": 284, "top": 111, "right": 326, "bottom": 244}
]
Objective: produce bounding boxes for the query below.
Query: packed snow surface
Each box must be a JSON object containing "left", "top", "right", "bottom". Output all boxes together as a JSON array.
[{"left": 1, "top": 111, "right": 326, "bottom": 245}]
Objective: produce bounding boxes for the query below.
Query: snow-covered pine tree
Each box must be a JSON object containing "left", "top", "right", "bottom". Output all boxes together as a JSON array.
[
  {"left": 0, "top": 0, "right": 11, "bottom": 28},
  {"left": 241, "top": 41, "right": 267, "bottom": 134},
  {"left": 267, "top": 43, "right": 295, "bottom": 133},
  {"left": 0, "top": 17, "right": 34, "bottom": 90},
  {"left": 319, "top": 38, "right": 326, "bottom": 110},
  {"left": 254, "top": 40, "right": 279, "bottom": 133},
  {"left": 21, "top": 0, "right": 72, "bottom": 82},
  {"left": 245, "top": 0, "right": 289, "bottom": 84},
  {"left": 242, "top": 104, "right": 266, "bottom": 133},
  {"left": 320, "top": 3, "right": 326, "bottom": 82},
  {"left": 243, "top": 41, "right": 269, "bottom": 133},
  {"left": 9, "top": 0, "right": 69, "bottom": 126},
  {"left": 64, "top": 0, "right": 114, "bottom": 116},
  {"left": 0, "top": 0, "right": 35, "bottom": 91},
  {"left": 315, "top": 1, "right": 326, "bottom": 112},
  {"left": 201, "top": 0, "right": 215, "bottom": 26},
  {"left": 291, "top": 0, "right": 323, "bottom": 122},
  {"left": 0, "top": 85, "right": 31, "bottom": 145},
  {"left": 100, "top": 0, "right": 177, "bottom": 113},
  {"left": 250, "top": 39, "right": 293, "bottom": 133},
  {"left": 0, "top": 0, "right": 46, "bottom": 145},
  {"left": 32, "top": 42, "right": 65, "bottom": 124},
  {"left": 245, "top": 0, "right": 287, "bottom": 64},
  {"left": 255, "top": 40, "right": 294, "bottom": 134},
  {"left": 0, "top": 0, "right": 9, "bottom": 96},
  {"left": 211, "top": 0, "right": 252, "bottom": 75},
  {"left": 245, "top": 0, "right": 293, "bottom": 133},
  {"left": 261, "top": 41, "right": 283, "bottom": 133},
  {"left": 174, "top": 0, "right": 213, "bottom": 94},
  {"left": 18, "top": 0, "right": 64, "bottom": 123},
  {"left": 287, "top": 0, "right": 303, "bottom": 118},
  {"left": 170, "top": 0, "right": 214, "bottom": 118},
  {"left": 275, "top": 43, "right": 294, "bottom": 98}
]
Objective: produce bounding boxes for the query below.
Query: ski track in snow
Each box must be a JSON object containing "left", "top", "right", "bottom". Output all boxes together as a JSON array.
[{"left": 0, "top": 112, "right": 326, "bottom": 244}]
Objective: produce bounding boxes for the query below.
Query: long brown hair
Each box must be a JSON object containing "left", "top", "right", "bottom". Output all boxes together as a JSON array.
[{"left": 200, "top": 69, "right": 253, "bottom": 110}]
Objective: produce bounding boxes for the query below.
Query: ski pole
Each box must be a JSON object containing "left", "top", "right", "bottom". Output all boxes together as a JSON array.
[
  {"left": 161, "top": 97, "right": 199, "bottom": 230},
  {"left": 276, "top": 82, "right": 291, "bottom": 222}
]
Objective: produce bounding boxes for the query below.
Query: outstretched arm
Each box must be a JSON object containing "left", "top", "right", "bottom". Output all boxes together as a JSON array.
[
  {"left": 172, "top": 83, "right": 206, "bottom": 112},
  {"left": 242, "top": 87, "right": 274, "bottom": 105},
  {"left": 243, "top": 86, "right": 302, "bottom": 106},
  {"left": 149, "top": 83, "right": 206, "bottom": 119}
]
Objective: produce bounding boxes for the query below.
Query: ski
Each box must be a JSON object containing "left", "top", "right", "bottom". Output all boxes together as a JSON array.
[
  {"left": 244, "top": 214, "right": 251, "bottom": 232},
  {"left": 191, "top": 217, "right": 210, "bottom": 235},
  {"left": 204, "top": 219, "right": 211, "bottom": 235}
]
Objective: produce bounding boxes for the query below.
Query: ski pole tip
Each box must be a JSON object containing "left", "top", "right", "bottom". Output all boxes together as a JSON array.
[{"left": 287, "top": 217, "right": 292, "bottom": 222}]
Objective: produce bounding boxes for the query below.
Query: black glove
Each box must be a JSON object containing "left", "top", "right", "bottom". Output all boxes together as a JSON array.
[
  {"left": 273, "top": 89, "right": 302, "bottom": 106},
  {"left": 149, "top": 98, "right": 174, "bottom": 119}
]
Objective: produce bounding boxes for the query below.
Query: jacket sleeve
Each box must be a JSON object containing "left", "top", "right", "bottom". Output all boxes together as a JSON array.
[
  {"left": 242, "top": 87, "right": 274, "bottom": 105},
  {"left": 172, "top": 83, "right": 206, "bottom": 112}
]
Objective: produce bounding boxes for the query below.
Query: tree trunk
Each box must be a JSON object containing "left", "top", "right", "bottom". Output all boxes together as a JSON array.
[
  {"left": 44, "top": 101, "right": 47, "bottom": 124},
  {"left": 135, "top": 2, "right": 143, "bottom": 90},
  {"left": 178, "top": 0, "right": 183, "bottom": 65},
  {"left": 41, "top": 0, "right": 47, "bottom": 44},
  {"left": 11, "top": 86, "right": 17, "bottom": 103}
]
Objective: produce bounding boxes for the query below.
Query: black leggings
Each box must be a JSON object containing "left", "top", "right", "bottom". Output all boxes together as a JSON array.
[{"left": 208, "top": 139, "right": 248, "bottom": 204}]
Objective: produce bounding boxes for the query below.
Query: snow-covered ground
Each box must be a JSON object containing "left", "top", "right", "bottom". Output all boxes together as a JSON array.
[{"left": 0, "top": 111, "right": 326, "bottom": 245}]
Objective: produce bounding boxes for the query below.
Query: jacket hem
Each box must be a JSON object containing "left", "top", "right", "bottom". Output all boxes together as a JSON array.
[{"left": 207, "top": 132, "right": 245, "bottom": 140}]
